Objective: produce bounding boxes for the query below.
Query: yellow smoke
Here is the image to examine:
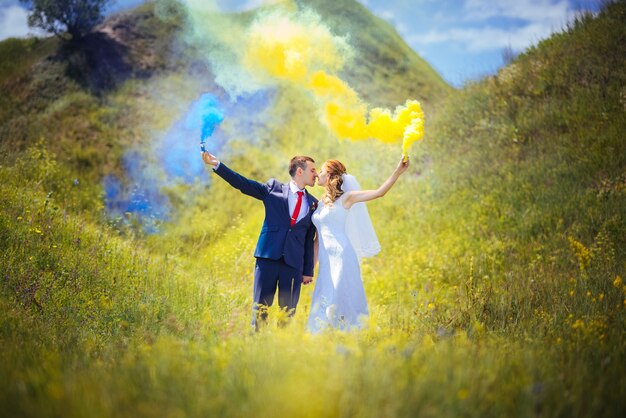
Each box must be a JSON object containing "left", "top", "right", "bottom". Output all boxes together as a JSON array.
[
  {"left": 243, "top": 6, "right": 425, "bottom": 155},
  {"left": 244, "top": 9, "right": 348, "bottom": 84}
]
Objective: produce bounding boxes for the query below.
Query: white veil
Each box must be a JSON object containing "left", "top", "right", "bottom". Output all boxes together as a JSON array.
[{"left": 342, "top": 173, "right": 381, "bottom": 259}]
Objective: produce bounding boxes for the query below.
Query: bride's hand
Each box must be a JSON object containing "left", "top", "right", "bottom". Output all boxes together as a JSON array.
[{"left": 395, "top": 156, "right": 410, "bottom": 175}]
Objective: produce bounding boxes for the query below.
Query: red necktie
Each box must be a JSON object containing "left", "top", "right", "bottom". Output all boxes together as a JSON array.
[{"left": 291, "top": 191, "right": 304, "bottom": 227}]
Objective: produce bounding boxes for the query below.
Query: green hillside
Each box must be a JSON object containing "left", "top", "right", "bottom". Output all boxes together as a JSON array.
[{"left": 1, "top": 0, "right": 625, "bottom": 417}]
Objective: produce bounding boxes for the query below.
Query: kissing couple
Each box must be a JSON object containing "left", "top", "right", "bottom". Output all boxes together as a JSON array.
[{"left": 202, "top": 151, "right": 409, "bottom": 332}]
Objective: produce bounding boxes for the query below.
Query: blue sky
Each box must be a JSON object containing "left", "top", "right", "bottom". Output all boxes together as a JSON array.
[{"left": 0, "top": 0, "right": 600, "bottom": 87}]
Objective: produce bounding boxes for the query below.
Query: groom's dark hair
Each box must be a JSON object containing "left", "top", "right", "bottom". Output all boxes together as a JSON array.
[{"left": 289, "top": 156, "right": 315, "bottom": 177}]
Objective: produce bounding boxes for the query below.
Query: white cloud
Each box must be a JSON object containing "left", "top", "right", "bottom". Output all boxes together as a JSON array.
[
  {"left": 379, "top": 9, "right": 396, "bottom": 20},
  {"left": 463, "top": 0, "right": 571, "bottom": 23},
  {"left": 395, "top": 21, "right": 408, "bottom": 36},
  {"left": 405, "top": 0, "right": 578, "bottom": 53},
  {"left": 408, "top": 22, "right": 557, "bottom": 52},
  {"left": 0, "top": 5, "right": 32, "bottom": 40},
  {"left": 374, "top": 7, "right": 411, "bottom": 36}
]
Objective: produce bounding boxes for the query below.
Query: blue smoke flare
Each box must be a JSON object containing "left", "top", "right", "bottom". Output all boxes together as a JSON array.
[
  {"left": 104, "top": 93, "right": 225, "bottom": 233},
  {"left": 157, "top": 93, "right": 225, "bottom": 184},
  {"left": 102, "top": 90, "right": 273, "bottom": 234},
  {"left": 185, "top": 93, "right": 225, "bottom": 140}
]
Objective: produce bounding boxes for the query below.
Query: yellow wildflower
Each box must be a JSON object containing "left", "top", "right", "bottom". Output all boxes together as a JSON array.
[
  {"left": 614, "top": 276, "right": 623, "bottom": 288},
  {"left": 568, "top": 237, "right": 591, "bottom": 271},
  {"left": 457, "top": 389, "right": 469, "bottom": 400}
]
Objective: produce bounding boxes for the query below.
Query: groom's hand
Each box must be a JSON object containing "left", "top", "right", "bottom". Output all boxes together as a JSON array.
[
  {"left": 202, "top": 152, "right": 219, "bottom": 167},
  {"left": 302, "top": 275, "right": 313, "bottom": 285}
]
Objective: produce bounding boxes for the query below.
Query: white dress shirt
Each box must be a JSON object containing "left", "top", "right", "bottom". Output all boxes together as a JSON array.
[{"left": 288, "top": 180, "right": 309, "bottom": 224}]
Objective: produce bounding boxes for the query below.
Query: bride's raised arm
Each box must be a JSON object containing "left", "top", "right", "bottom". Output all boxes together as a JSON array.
[{"left": 342, "top": 156, "right": 410, "bottom": 210}]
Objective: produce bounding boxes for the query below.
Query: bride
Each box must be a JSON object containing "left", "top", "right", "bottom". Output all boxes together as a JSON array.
[{"left": 307, "top": 156, "right": 410, "bottom": 332}]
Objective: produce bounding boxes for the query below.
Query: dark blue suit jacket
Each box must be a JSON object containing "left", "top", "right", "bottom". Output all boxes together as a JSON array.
[{"left": 213, "top": 162, "right": 318, "bottom": 277}]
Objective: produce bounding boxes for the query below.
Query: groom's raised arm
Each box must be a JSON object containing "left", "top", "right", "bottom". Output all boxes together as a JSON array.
[{"left": 203, "top": 153, "right": 269, "bottom": 200}]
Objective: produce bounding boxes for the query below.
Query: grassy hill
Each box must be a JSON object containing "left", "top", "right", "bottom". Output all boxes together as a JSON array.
[{"left": 1, "top": 0, "right": 625, "bottom": 417}]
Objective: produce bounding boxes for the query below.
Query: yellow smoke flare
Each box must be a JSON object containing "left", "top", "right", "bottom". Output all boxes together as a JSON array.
[
  {"left": 244, "top": 10, "right": 348, "bottom": 84},
  {"left": 309, "top": 71, "right": 367, "bottom": 140},
  {"left": 398, "top": 100, "right": 425, "bottom": 158},
  {"left": 243, "top": 7, "right": 425, "bottom": 154},
  {"left": 324, "top": 102, "right": 368, "bottom": 140},
  {"left": 366, "top": 108, "right": 400, "bottom": 144},
  {"left": 244, "top": 24, "right": 308, "bottom": 82},
  {"left": 309, "top": 71, "right": 356, "bottom": 102}
]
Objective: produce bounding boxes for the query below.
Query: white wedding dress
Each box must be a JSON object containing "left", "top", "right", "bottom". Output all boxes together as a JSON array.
[{"left": 307, "top": 194, "right": 371, "bottom": 332}]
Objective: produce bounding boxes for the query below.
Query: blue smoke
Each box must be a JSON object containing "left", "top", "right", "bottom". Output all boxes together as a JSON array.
[
  {"left": 157, "top": 93, "right": 225, "bottom": 184},
  {"left": 103, "top": 151, "right": 173, "bottom": 234},
  {"left": 188, "top": 93, "right": 225, "bottom": 141},
  {"left": 104, "top": 93, "right": 225, "bottom": 233},
  {"left": 102, "top": 90, "right": 273, "bottom": 234}
]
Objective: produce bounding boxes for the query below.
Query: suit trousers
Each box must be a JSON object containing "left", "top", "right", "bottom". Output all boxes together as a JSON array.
[{"left": 252, "top": 257, "right": 302, "bottom": 327}]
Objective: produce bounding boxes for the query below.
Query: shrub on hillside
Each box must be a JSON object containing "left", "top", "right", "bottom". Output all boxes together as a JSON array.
[{"left": 20, "top": 0, "right": 111, "bottom": 40}]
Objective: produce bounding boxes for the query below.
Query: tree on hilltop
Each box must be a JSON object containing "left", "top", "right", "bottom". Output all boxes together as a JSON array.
[{"left": 20, "top": 0, "right": 112, "bottom": 41}]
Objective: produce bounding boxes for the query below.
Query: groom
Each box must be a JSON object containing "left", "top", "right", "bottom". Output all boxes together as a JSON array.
[{"left": 202, "top": 152, "right": 318, "bottom": 328}]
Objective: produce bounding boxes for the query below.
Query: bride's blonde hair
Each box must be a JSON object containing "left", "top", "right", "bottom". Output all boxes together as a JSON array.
[{"left": 322, "top": 160, "right": 347, "bottom": 206}]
